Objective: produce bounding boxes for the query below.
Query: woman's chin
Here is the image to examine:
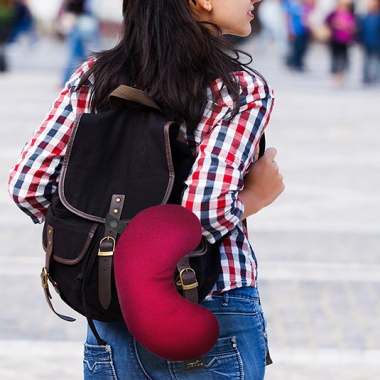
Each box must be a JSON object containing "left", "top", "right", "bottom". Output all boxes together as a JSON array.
[{"left": 224, "top": 26, "right": 252, "bottom": 38}]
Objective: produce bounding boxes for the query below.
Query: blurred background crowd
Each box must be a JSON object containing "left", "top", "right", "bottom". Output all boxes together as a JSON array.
[
  {"left": 257, "top": 0, "right": 380, "bottom": 86},
  {"left": 0, "top": 0, "right": 121, "bottom": 84},
  {"left": 0, "top": 0, "right": 380, "bottom": 86}
]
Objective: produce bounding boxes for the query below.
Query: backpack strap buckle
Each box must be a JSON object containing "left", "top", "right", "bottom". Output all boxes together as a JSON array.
[
  {"left": 98, "top": 195, "right": 125, "bottom": 310},
  {"left": 177, "top": 268, "right": 199, "bottom": 291},
  {"left": 41, "top": 266, "right": 49, "bottom": 290},
  {"left": 176, "top": 256, "right": 199, "bottom": 304},
  {"left": 98, "top": 237, "right": 115, "bottom": 257}
]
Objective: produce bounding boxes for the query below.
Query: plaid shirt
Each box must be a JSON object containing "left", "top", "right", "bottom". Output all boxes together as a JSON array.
[{"left": 8, "top": 59, "right": 274, "bottom": 293}]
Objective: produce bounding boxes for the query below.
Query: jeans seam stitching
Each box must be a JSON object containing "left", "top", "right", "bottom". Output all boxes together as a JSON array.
[
  {"left": 107, "top": 345, "right": 119, "bottom": 380},
  {"left": 133, "top": 338, "right": 154, "bottom": 380},
  {"left": 83, "top": 344, "right": 118, "bottom": 379}
]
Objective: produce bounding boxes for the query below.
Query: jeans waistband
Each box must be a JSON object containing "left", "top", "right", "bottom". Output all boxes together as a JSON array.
[{"left": 218, "top": 286, "right": 260, "bottom": 303}]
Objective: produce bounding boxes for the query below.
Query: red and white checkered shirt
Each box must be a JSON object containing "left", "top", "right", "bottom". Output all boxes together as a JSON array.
[{"left": 8, "top": 59, "right": 274, "bottom": 293}]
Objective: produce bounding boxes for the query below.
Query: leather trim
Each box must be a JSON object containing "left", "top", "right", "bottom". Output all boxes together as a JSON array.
[
  {"left": 109, "top": 85, "right": 161, "bottom": 112},
  {"left": 41, "top": 225, "right": 76, "bottom": 322},
  {"left": 98, "top": 194, "right": 125, "bottom": 310},
  {"left": 44, "top": 225, "right": 54, "bottom": 271},
  {"left": 52, "top": 223, "right": 99, "bottom": 265},
  {"left": 187, "top": 237, "right": 208, "bottom": 257},
  {"left": 161, "top": 122, "right": 176, "bottom": 205},
  {"left": 58, "top": 114, "right": 106, "bottom": 223},
  {"left": 58, "top": 116, "right": 177, "bottom": 223}
]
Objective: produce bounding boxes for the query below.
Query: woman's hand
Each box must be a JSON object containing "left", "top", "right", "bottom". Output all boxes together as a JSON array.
[{"left": 239, "top": 147, "right": 285, "bottom": 219}]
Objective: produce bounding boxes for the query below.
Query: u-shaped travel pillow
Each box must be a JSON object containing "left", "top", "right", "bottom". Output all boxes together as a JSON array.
[{"left": 114, "top": 204, "right": 220, "bottom": 361}]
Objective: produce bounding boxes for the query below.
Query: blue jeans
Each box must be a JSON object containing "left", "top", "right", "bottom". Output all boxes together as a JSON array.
[
  {"left": 287, "top": 33, "right": 309, "bottom": 71},
  {"left": 84, "top": 287, "right": 269, "bottom": 379},
  {"left": 363, "top": 47, "right": 380, "bottom": 84}
]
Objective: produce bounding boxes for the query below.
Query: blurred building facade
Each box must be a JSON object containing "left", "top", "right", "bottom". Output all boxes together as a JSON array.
[
  {"left": 28, "top": 0, "right": 121, "bottom": 22},
  {"left": 27, "top": 0, "right": 122, "bottom": 34}
]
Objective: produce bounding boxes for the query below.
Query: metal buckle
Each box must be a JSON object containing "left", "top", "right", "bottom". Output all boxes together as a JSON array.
[
  {"left": 98, "top": 237, "right": 116, "bottom": 257},
  {"left": 176, "top": 268, "right": 199, "bottom": 291},
  {"left": 41, "top": 267, "right": 49, "bottom": 289}
]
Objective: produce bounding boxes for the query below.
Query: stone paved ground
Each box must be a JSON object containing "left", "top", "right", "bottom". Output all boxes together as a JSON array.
[{"left": 0, "top": 35, "right": 379, "bottom": 379}]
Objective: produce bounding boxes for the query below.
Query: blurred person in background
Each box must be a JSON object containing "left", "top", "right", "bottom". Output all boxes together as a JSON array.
[
  {"left": 58, "top": 0, "right": 99, "bottom": 85},
  {"left": 0, "top": 0, "right": 16, "bottom": 72},
  {"left": 357, "top": 0, "right": 380, "bottom": 85},
  {"left": 8, "top": 0, "right": 37, "bottom": 45},
  {"left": 325, "top": 0, "right": 357, "bottom": 86},
  {"left": 258, "top": 0, "right": 288, "bottom": 58},
  {"left": 283, "top": 0, "right": 315, "bottom": 72}
]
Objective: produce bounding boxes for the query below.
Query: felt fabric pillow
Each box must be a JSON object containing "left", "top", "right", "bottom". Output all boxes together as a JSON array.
[{"left": 114, "top": 204, "right": 220, "bottom": 361}]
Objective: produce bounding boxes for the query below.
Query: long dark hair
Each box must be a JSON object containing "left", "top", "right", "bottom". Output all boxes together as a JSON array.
[
  {"left": 79, "top": 0, "right": 256, "bottom": 133},
  {"left": 65, "top": 0, "right": 85, "bottom": 14}
]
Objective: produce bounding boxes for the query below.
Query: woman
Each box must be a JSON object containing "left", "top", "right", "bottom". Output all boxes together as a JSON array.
[
  {"left": 8, "top": 0, "right": 284, "bottom": 378},
  {"left": 325, "top": 0, "right": 357, "bottom": 85},
  {"left": 283, "top": 0, "right": 315, "bottom": 72}
]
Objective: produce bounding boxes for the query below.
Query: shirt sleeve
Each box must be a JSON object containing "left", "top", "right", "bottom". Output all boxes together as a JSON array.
[
  {"left": 8, "top": 61, "right": 94, "bottom": 224},
  {"left": 181, "top": 71, "right": 275, "bottom": 243}
]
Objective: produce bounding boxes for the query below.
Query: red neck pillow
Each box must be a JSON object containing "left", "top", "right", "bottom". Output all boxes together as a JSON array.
[{"left": 114, "top": 204, "right": 220, "bottom": 361}]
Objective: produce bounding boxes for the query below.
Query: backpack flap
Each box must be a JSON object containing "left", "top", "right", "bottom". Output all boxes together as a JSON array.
[{"left": 59, "top": 106, "right": 178, "bottom": 223}]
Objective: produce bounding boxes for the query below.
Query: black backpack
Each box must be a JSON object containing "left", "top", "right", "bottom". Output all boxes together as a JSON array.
[{"left": 40, "top": 86, "right": 221, "bottom": 342}]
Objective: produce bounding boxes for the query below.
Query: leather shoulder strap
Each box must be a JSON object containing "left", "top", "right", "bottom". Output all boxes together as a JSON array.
[{"left": 109, "top": 85, "right": 161, "bottom": 112}]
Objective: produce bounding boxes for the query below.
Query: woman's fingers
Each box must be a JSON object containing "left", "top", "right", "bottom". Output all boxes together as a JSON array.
[
  {"left": 262, "top": 147, "right": 277, "bottom": 162},
  {"left": 239, "top": 147, "right": 285, "bottom": 218}
]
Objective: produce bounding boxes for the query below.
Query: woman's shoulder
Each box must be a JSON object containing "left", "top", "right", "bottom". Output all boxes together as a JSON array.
[
  {"left": 66, "top": 58, "right": 96, "bottom": 90},
  {"left": 210, "top": 69, "right": 274, "bottom": 109},
  {"left": 233, "top": 70, "right": 273, "bottom": 99}
]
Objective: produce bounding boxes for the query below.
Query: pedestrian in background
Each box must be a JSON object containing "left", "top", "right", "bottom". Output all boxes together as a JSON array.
[
  {"left": 283, "top": 0, "right": 315, "bottom": 72},
  {"left": 258, "top": 0, "right": 288, "bottom": 58},
  {"left": 8, "top": 0, "right": 37, "bottom": 45},
  {"left": 57, "top": 0, "right": 99, "bottom": 85},
  {"left": 357, "top": 0, "right": 380, "bottom": 85},
  {"left": 0, "top": 0, "right": 16, "bottom": 72},
  {"left": 325, "top": 0, "right": 357, "bottom": 85}
]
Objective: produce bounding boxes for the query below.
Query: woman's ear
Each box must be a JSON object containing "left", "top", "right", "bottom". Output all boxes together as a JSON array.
[{"left": 191, "top": 0, "right": 213, "bottom": 12}]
